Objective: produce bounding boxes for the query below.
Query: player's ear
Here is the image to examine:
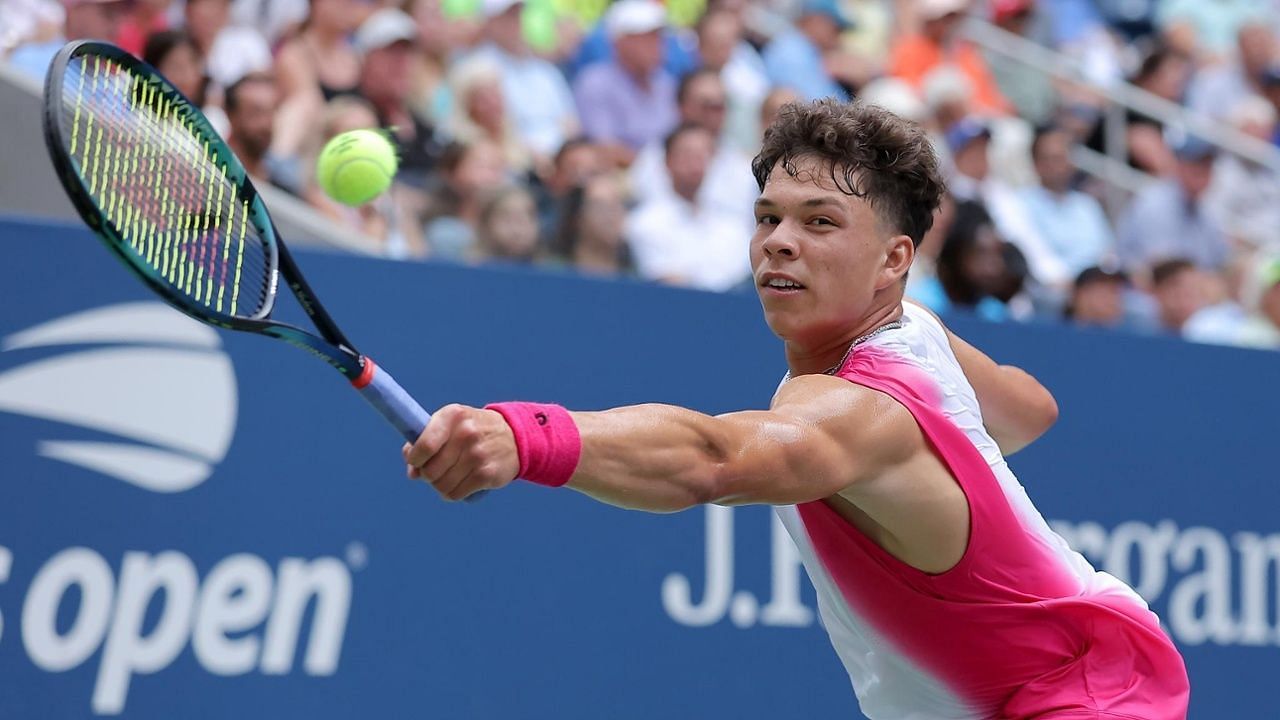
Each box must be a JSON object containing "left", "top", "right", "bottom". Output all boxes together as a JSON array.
[{"left": 877, "top": 234, "right": 915, "bottom": 290}]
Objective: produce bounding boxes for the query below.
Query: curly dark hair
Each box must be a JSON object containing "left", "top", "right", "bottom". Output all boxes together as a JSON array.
[{"left": 752, "top": 99, "right": 945, "bottom": 247}]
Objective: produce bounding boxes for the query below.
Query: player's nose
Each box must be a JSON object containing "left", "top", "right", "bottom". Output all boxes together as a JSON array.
[{"left": 761, "top": 221, "right": 800, "bottom": 258}]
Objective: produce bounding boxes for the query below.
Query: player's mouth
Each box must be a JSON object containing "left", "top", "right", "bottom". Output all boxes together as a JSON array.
[{"left": 760, "top": 273, "right": 806, "bottom": 295}]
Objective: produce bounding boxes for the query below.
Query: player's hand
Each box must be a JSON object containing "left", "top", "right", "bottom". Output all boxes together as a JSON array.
[{"left": 403, "top": 404, "right": 520, "bottom": 501}]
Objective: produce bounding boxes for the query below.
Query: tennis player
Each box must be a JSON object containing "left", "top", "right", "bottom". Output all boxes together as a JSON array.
[{"left": 403, "top": 100, "right": 1190, "bottom": 719}]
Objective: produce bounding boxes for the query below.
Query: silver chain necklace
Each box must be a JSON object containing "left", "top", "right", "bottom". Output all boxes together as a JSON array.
[{"left": 783, "top": 319, "right": 903, "bottom": 382}]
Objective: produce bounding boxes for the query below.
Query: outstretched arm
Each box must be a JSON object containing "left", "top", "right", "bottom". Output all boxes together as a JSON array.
[{"left": 403, "top": 374, "right": 920, "bottom": 508}]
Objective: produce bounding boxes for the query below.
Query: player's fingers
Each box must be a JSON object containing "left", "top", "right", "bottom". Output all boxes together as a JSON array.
[
  {"left": 447, "top": 463, "right": 502, "bottom": 502},
  {"left": 418, "top": 434, "right": 467, "bottom": 485},
  {"left": 403, "top": 444, "right": 422, "bottom": 479},
  {"left": 406, "top": 404, "right": 465, "bottom": 468},
  {"left": 431, "top": 452, "right": 478, "bottom": 501}
]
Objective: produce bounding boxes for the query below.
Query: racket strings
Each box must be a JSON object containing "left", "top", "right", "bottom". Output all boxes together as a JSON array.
[{"left": 56, "top": 54, "right": 272, "bottom": 318}]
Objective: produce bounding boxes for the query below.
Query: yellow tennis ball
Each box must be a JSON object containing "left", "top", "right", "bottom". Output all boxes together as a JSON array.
[{"left": 316, "top": 129, "right": 398, "bottom": 207}]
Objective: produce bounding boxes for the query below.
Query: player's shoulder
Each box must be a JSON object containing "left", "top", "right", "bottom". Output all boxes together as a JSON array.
[
  {"left": 774, "top": 373, "right": 919, "bottom": 433},
  {"left": 774, "top": 374, "right": 926, "bottom": 476}
]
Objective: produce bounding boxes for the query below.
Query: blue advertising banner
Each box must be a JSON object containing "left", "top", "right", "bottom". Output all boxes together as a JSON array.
[{"left": 0, "top": 217, "right": 1277, "bottom": 718}]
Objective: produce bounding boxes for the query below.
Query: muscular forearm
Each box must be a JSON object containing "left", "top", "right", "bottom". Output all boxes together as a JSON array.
[
  {"left": 566, "top": 405, "right": 733, "bottom": 513},
  {"left": 563, "top": 379, "right": 902, "bottom": 511},
  {"left": 405, "top": 377, "right": 899, "bottom": 506}
]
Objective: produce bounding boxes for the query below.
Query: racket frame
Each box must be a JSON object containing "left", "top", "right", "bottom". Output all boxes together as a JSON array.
[{"left": 42, "top": 40, "right": 365, "bottom": 379}]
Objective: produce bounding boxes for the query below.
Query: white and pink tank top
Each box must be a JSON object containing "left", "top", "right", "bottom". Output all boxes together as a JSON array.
[{"left": 775, "top": 303, "right": 1189, "bottom": 719}]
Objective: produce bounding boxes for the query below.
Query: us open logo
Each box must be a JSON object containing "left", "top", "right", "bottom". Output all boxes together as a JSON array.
[{"left": 0, "top": 302, "right": 236, "bottom": 492}]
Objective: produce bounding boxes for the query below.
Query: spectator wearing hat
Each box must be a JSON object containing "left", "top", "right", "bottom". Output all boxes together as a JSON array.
[
  {"left": 563, "top": 0, "right": 697, "bottom": 82},
  {"left": 464, "top": 0, "right": 579, "bottom": 166},
  {"left": 1117, "top": 134, "right": 1230, "bottom": 272},
  {"left": 761, "top": 0, "right": 854, "bottom": 102},
  {"left": 889, "top": 0, "right": 1011, "bottom": 116},
  {"left": 945, "top": 118, "right": 1069, "bottom": 290},
  {"left": 353, "top": 8, "right": 445, "bottom": 190},
  {"left": 6, "top": 0, "right": 134, "bottom": 81},
  {"left": 573, "top": 0, "right": 679, "bottom": 167},
  {"left": 1018, "top": 125, "right": 1115, "bottom": 279}
]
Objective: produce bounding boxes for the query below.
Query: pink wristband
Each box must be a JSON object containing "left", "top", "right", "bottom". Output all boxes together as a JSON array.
[{"left": 485, "top": 402, "right": 582, "bottom": 487}]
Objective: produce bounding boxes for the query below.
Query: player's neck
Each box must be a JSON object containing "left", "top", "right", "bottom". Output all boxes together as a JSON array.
[{"left": 785, "top": 303, "right": 903, "bottom": 377}]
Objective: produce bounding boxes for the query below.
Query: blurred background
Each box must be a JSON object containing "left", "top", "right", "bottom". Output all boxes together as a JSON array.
[
  {"left": 6, "top": 0, "right": 1280, "bottom": 344},
  {"left": 3, "top": 0, "right": 1280, "bottom": 717}
]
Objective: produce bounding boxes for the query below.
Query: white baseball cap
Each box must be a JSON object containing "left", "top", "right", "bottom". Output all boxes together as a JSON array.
[
  {"left": 919, "top": 0, "right": 969, "bottom": 21},
  {"left": 353, "top": 8, "right": 418, "bottom": 55},
  {"left": 605, "top": 0, "right": 667, "bottom": 38}
]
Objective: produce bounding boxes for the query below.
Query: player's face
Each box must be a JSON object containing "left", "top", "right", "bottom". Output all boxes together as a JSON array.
[{"left": 750, "top": 157, "right": 910, "bottom": 346}]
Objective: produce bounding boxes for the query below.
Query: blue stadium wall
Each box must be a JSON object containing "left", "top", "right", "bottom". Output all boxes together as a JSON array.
[{"left": 0, "top": 217, "right": 1275, "bottom": 718}]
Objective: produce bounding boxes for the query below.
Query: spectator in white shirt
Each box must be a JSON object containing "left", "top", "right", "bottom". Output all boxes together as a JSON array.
[
  {"left": 465, "top": 0, "right": 580, "bottom": 165},
  {"left": 1184, "top": 255, "right": 1280, "bottom": 349},
  {"left": 625, "top": 124, "right": 752, "bottom": 291},
  {"left": 696, "top": 8, "right": 769, "bottom": 153},
  {"left": 1018, "top": 125, "right": 1116, "bottom": 277},
  {"left": 629, "top": 67, "right": 758, "bottom": 223},
  {"left": 945, "top": 118, "right": 1073, "bottom": 291}
]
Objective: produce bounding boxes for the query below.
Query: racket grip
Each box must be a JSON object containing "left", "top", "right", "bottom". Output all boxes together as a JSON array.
[{"left": 353, "top": 358, "right": 486, "bottom": 502}]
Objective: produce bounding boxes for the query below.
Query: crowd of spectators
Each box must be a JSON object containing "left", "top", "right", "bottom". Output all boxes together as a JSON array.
[{"left": 5, "top": 0, "right": 1280, "bottom": 349}]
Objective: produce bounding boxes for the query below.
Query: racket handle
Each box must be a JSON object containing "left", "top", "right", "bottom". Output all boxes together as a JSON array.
[{"left": 353, "top": 358, "right": 486, "bottom": 502}]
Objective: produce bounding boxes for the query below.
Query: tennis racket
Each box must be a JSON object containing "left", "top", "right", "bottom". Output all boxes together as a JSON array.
[{"left": 41, "top": 40, "right": 473, "bottom": 494}]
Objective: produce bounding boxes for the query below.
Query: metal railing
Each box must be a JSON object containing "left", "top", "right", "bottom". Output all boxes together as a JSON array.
[{"left": 963, "top": 18, "right": 1280, "bottom": 213}]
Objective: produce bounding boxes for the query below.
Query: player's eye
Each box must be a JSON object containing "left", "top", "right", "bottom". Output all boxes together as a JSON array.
[
  {"left": 810, "top": 217, "right": 836, "bottom": 227},
  {"left": 756, "top": 214, "right": 780, "bottom": 226}
]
